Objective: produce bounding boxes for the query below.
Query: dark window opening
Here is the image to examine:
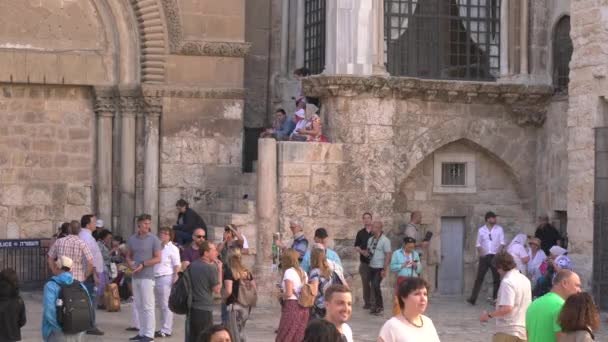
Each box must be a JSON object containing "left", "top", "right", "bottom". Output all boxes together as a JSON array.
[
  {"left": 553, "top": 16, "right": 572, "bottom": 95},
  {"left": 441, "top": 162, "right": 467, "bottom": 186},
  {"left": 304, "top": 0, "right": 326, "bottom": 75},
  {"left": 385, "top": 0, "right": 501, "bottom": 81}
]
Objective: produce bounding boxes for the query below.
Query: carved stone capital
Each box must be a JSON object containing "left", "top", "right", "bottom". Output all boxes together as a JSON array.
[
  {"left": 142, "top": 95, "right": 163, "bottom": 117},
  {"left": 508, "top": 103, "right": 548, "bottom": 127},
  {"left": 93, "top": 86, "right": 117, "bottom": 116}
]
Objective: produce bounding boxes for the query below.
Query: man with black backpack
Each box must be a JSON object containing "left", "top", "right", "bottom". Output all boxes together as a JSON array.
[{"left": 42, "top": 256, "right": 93, "bottom": 342}]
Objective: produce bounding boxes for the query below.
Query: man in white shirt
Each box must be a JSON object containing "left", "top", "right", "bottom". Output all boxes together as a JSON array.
[
  {"left": 78, "top": 214, "right": 105, "bottom": 335},
  {"left": 479, "top": 252, "right": 531, "bottom": 342},
  {"left": 324, "top": 284, "right": 354, "bottom": 342},
  {"left": 467, "top": 211, "right": 505, "bottom": 306},
  {"left": 153, "top": 227, "right": 181, "bottom": 338}
]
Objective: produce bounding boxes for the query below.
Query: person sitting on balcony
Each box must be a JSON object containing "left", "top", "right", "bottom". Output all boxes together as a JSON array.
[
  {"left": 260, "top": 108, "right": 296, "bottom": 141},
  {"left": 291, "top": 103, "right": 328, "bottom": 143}
]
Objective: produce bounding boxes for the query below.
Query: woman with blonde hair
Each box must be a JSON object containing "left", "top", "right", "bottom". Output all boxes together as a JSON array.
[
  {"left": 223, "top": 248, "right": 255, "bottom": 342},
  {"left": 276, "top": 249, "right": 309, "bottom": 342},
  {"left": 308, "top": 247, "right": 332, "bottom": 319}
]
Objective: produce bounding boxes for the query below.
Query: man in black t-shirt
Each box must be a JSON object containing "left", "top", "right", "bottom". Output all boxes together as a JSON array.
[
  {"left": 534, "top": 215, "right": 562, "bottom": 255},
  {"left": 354, "top": 212, "right": 374, "bottom": 310}
]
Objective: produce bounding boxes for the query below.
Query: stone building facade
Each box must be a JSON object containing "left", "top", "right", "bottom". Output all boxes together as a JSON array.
[{"left": 1, "top": 0, "right": 607, "bottom": 306}]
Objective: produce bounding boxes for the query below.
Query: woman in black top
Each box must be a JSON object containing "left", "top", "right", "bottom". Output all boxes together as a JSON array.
[
  {"left": 223, "top": 249, "right": 255, "bottom": 342},
  {"left": 0, "top": 268, "right": 26, "bottom": 342}
]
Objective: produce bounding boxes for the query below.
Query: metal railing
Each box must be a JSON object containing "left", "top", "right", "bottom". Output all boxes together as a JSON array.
[{"left": 0, "top": 239, "right": 51, "bottom": 290}]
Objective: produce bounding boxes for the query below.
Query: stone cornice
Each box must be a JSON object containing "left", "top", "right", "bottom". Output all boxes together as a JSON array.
[
  {"left": 303, "top": 75, "right": 554, "bottom": 127},
  {"left": 141, "top": 85, "right": 245, "bottom": 99},
  {"left": 177, "top": 40, "right": 251, "bottom": 58}
]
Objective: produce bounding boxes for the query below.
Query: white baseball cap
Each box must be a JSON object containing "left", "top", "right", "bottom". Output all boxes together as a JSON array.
[{"left": 55, "top": 256, "right": 73, "bottom": 270}]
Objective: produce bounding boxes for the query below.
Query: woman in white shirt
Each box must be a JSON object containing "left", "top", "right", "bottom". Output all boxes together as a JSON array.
[
  {"left": 378, "top": 277, "right": 440, "bottom": 342},
  {"left": 526, "top": 237, "right": 546, "bottom": 284},
  {"left": 276, "top": 249, "right": 309, "bottom": 342},
  {"left": 506, "top": 233, "right": 530, "bottom": 275}
]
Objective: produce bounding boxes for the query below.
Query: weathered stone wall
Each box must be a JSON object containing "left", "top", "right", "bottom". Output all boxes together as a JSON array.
[
  {"left": 536, "top": 99, "right": 569, "bottom": 215},
  {"left": 401, "top": 141, "right": 536, "bottom": 293},
  {"left": 0, "top": 85, "right": 94, "bottom": 238},
  {"left": 566, "top": 0, "right": 608, "bottom": 288},
  {"left": 158, "top": 96, "right": 244, "bottom": 230}
]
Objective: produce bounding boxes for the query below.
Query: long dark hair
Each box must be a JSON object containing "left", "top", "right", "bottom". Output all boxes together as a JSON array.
[
  {"left": 197, "top": 324, "right": 232, "bottom": 342},
  {"left": 558, "top": 292, "right": 600, "bottom": 332},
  {"left": 303, "top": 319, "right": 345, "bottom": 342}
]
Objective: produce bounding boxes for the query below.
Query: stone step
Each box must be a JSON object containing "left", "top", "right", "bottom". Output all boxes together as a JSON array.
[
  {"left": 209, "top": 184, "right": 257, "bottom": 201},
  {"left": 200, "top": 198, "right": 251, "bottom": 214},
  {"left": 202, "top": 211, "right": 253, "bottom": 228}
]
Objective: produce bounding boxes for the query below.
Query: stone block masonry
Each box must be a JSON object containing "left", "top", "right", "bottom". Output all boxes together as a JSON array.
[{"left": 0, "top": 85, "right": 94, "bottom": 238}]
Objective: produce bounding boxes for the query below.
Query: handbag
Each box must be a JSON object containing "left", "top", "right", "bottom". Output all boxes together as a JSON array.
[
  {"left": 168, "top": 268, "right": 192, "bottom": 315},
  {"left": 237, "top": 272, "right": 258, "bottom": 307},
  {"left": 298, "top": 283, "right": 317, "bottom": 308}
]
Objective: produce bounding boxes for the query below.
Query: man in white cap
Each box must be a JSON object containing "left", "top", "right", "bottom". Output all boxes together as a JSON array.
[
  {"left": 92, "top": 219, "right": 104, "bottom": 240},
  {"left": 42, "top": 256, "right": 92, "bottom": 342}
]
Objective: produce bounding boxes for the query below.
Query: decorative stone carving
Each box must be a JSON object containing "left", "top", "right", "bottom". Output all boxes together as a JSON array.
[
  {"left": 303, "top": 75, "right": 552, "bottom": 127},
  {"left": 141, "top": 85, "right": 245, "bottom": 99},
  {"left": 142, "top": 95, "right": 163, "bottom": 117},
  {"left": 178, "top": 41, "right": 251, "bottom": 58},
  {"left": 131, "top": 0, "right": 167, "bottom": 84},
  {"left": 159, "top": 0, "right": 250, "bottom": 57},
  {"left": 160, "top": 0, "right": 182, "bottom": 52},
  {"left": 93, "top": 87, "right": 116, "bottom": 116}
]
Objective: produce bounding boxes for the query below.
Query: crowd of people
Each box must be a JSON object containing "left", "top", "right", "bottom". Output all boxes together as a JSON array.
[{"left": 0, "top": 202, "right": 603, "bottom": 342}]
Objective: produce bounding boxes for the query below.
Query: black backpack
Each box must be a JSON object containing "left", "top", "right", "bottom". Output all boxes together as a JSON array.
[
  {"left": 169, "top": 268, "right": 192, "bottom": 315},
  {"left": 53, "top": 280, "right": 92, "bottom": 334}
]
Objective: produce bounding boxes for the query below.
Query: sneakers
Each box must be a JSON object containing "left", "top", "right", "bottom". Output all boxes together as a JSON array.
[
  {"left": 129, "top": 335, "right": 143, "bottom": 341},
  {"left": 154, "top": 331, "right": 171, "bottom": 338},
  {"left": 139, "top": 337, "right": 154, "bottom": 342},
  {"left": 86, "top": 327, "right": 104, "bottom": 336}
]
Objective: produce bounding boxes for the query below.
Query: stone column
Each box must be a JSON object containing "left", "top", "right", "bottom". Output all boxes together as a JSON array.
[
  {"left": 296, "top": 0, "right": 305, "bottom": 68},
  {"left": 371, "top": 0, "right": 388, "bottom": 75},
  {"left": 93, "top": 87, "right": 116, "bottom": 230},
  {"left": 118, "top": 90, "right": 139, "bottom": 237},
  {"left": 499, "top": 0, "right": 510, "bottom": 77},
  {"left": 519, "top": 0, "right": 529, "bottom": 75},
  {"left": 255, "top": 138, "right": 278, "bottom": 274},
  {"left": 325, "top": 0, "right": 375, "bottom": 75},
  {"left": 143, "top": 95, "right": 162, "bottom": 233}
]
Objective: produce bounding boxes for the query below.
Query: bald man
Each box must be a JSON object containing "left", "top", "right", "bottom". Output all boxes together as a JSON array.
[{"left": 525, "top": 270, "right": 582, "bottom": 342}]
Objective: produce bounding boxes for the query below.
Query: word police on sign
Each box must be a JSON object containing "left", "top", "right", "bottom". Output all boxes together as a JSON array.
[{"left": 0, "top": 239, "right": 42, "bottom": 248}]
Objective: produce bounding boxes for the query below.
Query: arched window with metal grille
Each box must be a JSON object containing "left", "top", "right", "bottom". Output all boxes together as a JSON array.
[
  {"left": 304, "top": 0, "right": 326, "bottom": 75},
  {"left": 553, "top": 16, "right": 572, "bottom": 94},
  {"left": 384, "top": 0, "right": 501, "bottom": 81}
]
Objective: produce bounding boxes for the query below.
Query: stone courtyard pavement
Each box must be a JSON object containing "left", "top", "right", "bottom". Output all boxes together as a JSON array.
[{"left": 19, "top": 292, "right": 608, "bottom": 341}]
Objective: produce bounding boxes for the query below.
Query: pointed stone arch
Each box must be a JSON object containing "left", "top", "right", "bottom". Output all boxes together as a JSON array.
[{"left": 395, "top": 119, "right": 536, "bottom": 208}]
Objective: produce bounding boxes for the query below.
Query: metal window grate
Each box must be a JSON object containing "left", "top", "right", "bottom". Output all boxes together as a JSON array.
[
  {"left": 441, "top": 162, "right": 466, "bottom": 186},
  {"left": 385, "top": 0, "right": 501, "bottom": 81},
  {"left": 553, "top": 16, "right": 572, "bottom": 94},
  {"left": 304, "top": 0, "right": 326, "bottom": 74}
]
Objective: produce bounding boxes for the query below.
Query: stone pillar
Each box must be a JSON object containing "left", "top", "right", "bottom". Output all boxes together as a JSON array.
[
  {"left": 255, "top": 138, "right": 279, "bottom": 275},
  {"left": 325, "top": 0, "right": 375, "bottom": 75},
  {"left": 296, "top": 0, "right": 305, "bottom": 68},
  {"left": 143, "top": 95, "right": 162, "bottom": 232},
  {"left": 499, "top": 0, "right": 510, "bottom": 77},
  {"left": 119, "top": 91, "right": 139, "bottom": 237},
  {"left": 93, "top": 87, "right": 116, "bottom": 230},
  {"left": 371, "top": 0, "right": 388, "bottom": 75},
  {"left": 519, "top": 0, "right": 529, "bottom": 75}
]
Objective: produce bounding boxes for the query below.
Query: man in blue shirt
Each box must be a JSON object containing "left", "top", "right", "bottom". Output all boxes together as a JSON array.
[
  {"left": 301, "top": 228, "right": 342, "bottom": 273},
  {"left": 260, "top": 108, "right": 296, "bottom": 141},
  {"left": 42, "top": 256, "right": 91, "bottom": 342}
]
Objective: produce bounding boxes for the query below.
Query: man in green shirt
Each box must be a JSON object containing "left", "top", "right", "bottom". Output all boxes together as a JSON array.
[{"left": 525, "top": 270, "right": 582, "bottom": 342}]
